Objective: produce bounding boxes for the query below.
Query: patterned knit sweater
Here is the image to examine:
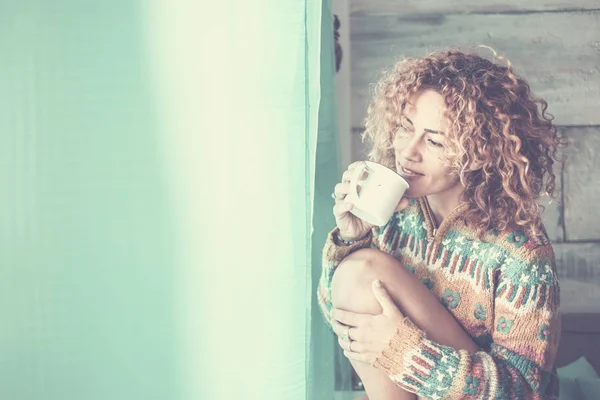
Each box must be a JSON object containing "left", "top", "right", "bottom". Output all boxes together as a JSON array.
[{"left": 318, "top": 198, "right": 561, "bottom": 400}]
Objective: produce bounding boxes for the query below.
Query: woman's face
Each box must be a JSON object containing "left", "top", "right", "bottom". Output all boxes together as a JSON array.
[{"left": 393, "top": 90, "right": 465, "bottom": 205}]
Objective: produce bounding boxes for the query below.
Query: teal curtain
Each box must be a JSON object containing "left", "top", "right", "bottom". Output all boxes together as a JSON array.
[
  {"left": 0, "top": 1, "right": 331, "bottom": 399},
  {"left": 308, "top": 1, "right": 339, "bottom": 399}
]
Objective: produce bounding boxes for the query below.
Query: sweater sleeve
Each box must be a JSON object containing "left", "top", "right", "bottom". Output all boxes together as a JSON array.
[
  {"left": 372, "top": 246, "right": 561, "bottom": 400},
  {"left": 317, "top": 227, "right": 373, "bottom": 329}
]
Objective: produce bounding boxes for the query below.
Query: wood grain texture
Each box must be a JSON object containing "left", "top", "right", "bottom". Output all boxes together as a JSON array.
[
  {"left": 349, "top": 12, "right": 600, "bottom": 127},
  {"left": 560, "top": 279, "right": 600, "bottom": 313},
  {"left": 540, "top": 195, "right": 564, "bottom": 243},
  {"left": 562, "top": 127, "right": 600, "bottom": 241},
  {"left": 554, "top": 241, "right": 600, "bottom": 312},
  {"left": 350, "top": 0, "right": 600, "bottom": 16},
  {"left": 554, "top": 242, "right": 600, "bottom": 280}
]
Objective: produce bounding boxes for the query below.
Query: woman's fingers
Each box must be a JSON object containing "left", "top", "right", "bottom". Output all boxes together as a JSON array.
[
  {"left": 337, "top": 336, "right": 375, "bottom": 355},
  {"left": 343, "top": 350, "right": 372, "bottom": 364},
  {"left": 342, "top": 161, "right": 367, "bottom": 181},
  {"left": 338, "top": 336, "right": 366, "bottom": 353},
  {"left": 330, "top": 318, "right": 348, "bottom": 337},
  {"left": 333, "top": 201, "right": 353, "bottom": 219},
  {"left": 337, "top": 336, "right": 349, "bottom": 350},
  {"left": 341, "top": 169, "right": 353, "bottom": 183},
  {"left": 343, "top": 162, "right": 368, "bottom": 183},
  {"left": 341, "top": 170, "right": 349, "bottom": 183},
  {"left": 333, "top": 182, "right": 349, "bottom": 201},
  {"left": 338, "top": 161, "right": 366, "bottom": 196}
]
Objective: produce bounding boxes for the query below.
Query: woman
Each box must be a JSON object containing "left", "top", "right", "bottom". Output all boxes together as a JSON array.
[{"left": 318, "top": 49, "right": 564, "bottom": 400}]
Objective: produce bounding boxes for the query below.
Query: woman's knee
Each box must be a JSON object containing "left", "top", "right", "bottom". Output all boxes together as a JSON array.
[
  {"left": 331, "top": 248, "right": 405, "bottom": 313},
  {"left": 331, "top": 250, "right": 480, "bottom": 353}
]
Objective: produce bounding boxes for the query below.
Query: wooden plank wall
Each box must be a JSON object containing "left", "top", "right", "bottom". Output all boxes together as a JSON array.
[
  {"left": 348, "top": 1, "right": 600, "bottom": 302},
  {"left": 336, "top": 0, "right": 600, "bottom": 391},
  {"left": 350, "top": 10, "right": 600, "bottom": 127}
]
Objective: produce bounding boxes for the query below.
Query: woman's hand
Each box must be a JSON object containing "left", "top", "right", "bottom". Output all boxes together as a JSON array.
[
  {"left": 330, "top": 280, "right": 407, "bottom": 364},
  {"left": 333, "top": 161, "right": 409, "bottom": 242},
  {"left": 332, "top": 161, "right": 373, "bottom": 241}
]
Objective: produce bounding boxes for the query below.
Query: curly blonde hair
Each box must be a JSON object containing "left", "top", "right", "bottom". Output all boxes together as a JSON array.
[{"left": 362, "top": 48, "right": 566, "bottom": 237}]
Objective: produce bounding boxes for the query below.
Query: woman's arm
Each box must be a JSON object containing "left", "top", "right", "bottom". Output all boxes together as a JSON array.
[
  {"left": 373, "top": 246, "right": 561, "bottom": 400},
  {"left": 317, "top": 227, "right": 374, "bottom": 329}
]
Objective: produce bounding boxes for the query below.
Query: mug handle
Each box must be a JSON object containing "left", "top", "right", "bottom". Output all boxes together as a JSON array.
[{"left": 349, "top": 162, "right": 370, "bottom": 202}]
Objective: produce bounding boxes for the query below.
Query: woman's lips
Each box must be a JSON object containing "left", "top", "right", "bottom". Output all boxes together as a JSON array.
[{"left": 399, "top": 166, "right": 423, "bottom": 178}]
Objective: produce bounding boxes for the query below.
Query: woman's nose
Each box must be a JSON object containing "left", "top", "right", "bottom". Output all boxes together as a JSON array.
[{"left": 395, "top": 135, "right": 422, "bottom": 162}]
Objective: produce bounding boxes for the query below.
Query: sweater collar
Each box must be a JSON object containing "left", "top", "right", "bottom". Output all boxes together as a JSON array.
[{"left": 417, "top": 197, "right": 469, "bottom": 243}]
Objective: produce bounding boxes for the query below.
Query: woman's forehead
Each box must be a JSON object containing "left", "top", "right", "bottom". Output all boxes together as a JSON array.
[{"left": 404, "top": 90, "right": 449, "bottom": 131}]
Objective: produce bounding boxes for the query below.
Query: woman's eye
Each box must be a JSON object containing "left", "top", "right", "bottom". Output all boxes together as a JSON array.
[{"left": 427, "top": 138, "right": 444, "bottom": 147}]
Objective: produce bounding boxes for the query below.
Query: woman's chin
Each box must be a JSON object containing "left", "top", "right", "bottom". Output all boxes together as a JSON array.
[{"left": 404, "top": 189, "right": 422, "bottom": 199}]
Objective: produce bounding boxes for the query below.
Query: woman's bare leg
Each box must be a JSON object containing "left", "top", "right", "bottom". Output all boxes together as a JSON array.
[{"left": 331, "top": 248, "right": 480, "bottom": 400}]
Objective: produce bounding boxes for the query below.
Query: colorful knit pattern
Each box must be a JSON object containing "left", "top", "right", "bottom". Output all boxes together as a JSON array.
[{"left": 318, "top": 198, "right": 561, "bottom": 400}]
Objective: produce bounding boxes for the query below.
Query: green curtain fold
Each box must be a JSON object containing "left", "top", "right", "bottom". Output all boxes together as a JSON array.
[{"left": 308, "top": 0, "right": 339, "bottom": 399}]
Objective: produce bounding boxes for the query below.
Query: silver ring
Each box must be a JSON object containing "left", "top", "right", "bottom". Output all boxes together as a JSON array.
[{"left": 331, "top": 192, "right": 336, "bottom": 200}]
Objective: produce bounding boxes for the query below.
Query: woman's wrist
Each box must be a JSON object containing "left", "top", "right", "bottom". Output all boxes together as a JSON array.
[{"left": 336, "top": 230, "right": 369, "bottom": 246}]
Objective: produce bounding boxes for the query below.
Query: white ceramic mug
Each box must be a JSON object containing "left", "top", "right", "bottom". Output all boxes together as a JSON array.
[{"left": 346, "top": 161, "right": 410, "bottom": 226}]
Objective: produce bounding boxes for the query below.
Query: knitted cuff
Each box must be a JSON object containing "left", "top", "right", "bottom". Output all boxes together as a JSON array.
[{"left": 372, "top": 317, "right": 426, "bottom": 376}]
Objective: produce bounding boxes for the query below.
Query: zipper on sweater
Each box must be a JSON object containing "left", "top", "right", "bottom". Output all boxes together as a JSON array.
[
  {"left": 420, "top": 197, "right": 469, "bottom": 244},
  {"left": 421, "top": 197, "right": 439, "bottom": 241}
]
